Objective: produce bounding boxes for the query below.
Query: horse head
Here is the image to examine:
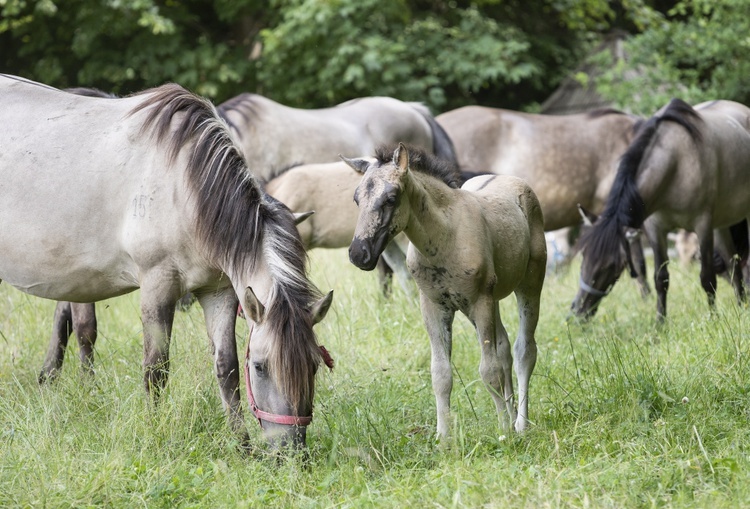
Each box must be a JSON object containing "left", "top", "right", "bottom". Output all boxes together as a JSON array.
[
  {"left": 342, "top": 143, "right": 412, "bottom": 271},
  {"left": 242, "top": 285, "right": 333, "bottom": 450},
  {"left": 571, "top": 205, "right": 641, "bottom": 320}
]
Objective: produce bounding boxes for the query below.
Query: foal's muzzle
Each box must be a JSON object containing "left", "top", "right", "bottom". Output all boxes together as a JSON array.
[{"left": 349, "top": 237, "right": 379, "bottom": 271}]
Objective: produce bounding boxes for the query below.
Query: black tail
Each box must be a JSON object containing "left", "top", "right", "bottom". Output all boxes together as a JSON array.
[{"left": 415, "top": 108, "right": 460, "bottom": 170}]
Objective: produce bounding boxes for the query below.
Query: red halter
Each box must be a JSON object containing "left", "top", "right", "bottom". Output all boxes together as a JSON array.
[{"left": 243, "top": 324, "right": 334, "bottom": 428}]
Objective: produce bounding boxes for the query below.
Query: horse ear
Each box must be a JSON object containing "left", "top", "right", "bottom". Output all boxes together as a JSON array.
[
  {"left": 243, "top": 286, "right": 265, "bottom": 324},
  {"left": 310, "top": 290, "right": 333, "bottom": 325},
  {"left": 293, "top": 210, "right": 314, "bottom": 225},
  {"left": 577, "top": 204, "right": 598, "bottom": 226},
  {"left": 339, "top": 155, "right": 370, "bottom": 174},
  {"left": 394, "top": 142, "right": 409, "bottom": 172}
]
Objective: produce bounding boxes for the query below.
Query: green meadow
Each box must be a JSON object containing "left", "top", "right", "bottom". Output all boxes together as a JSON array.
[{"left": 1, "top": 248, "right": 749, "bottom": 508}]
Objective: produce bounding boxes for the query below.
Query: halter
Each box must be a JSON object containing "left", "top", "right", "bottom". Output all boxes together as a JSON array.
[
  {"left": 244, "top": 323, "right": 334, "bottom": 428},
  {"left": 578, "top": 276, "right": 612, "bottom": 298}
]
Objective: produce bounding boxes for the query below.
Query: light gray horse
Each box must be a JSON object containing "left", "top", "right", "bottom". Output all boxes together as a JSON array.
[
  {"left": 572, "top": 99, "right": 750, "bottom": 321},
  {"left": 345, "top": 144, "right": 546, "bottom": 436},
  {"left": 0, "top": 75, "right": 333, "bottom": 449},
  {"left": 218, "top": 93, "right": 458, "bottom": 182}
]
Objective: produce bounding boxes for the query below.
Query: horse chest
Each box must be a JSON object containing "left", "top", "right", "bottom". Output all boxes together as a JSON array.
[{"left": 409, "top": 260, "right": 480, "bottom": 312}]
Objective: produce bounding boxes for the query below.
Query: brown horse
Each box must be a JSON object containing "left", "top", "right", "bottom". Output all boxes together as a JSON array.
[
  {"left": 345, "top": 144, "right": 546, "bottom": 436},
  {"left": 572, "top": 99, "right": 750, "bottom": 321}
]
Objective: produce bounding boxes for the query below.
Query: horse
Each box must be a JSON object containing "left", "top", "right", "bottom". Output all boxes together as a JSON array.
[
  {"left": 436, "top": 105, "right": 651, "bottom": 295},
  {"left": 264, "top": 160, "right": 416, "bottom": 296},
  {"left": 217, "top": 93, "right": 458, "bottom": 183},
  {"left": 0, "top": 74, "right": 333, "bottom": 449},
  {"left": 344, "top": 144, "right": 546, "bottom": 436},
  {"left": 571, "top": 98, "right": 750, "bottom": 321}
]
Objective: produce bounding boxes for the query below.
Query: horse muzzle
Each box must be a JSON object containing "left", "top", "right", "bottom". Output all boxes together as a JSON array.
[{"left": 349, "top": 237, "right": 379, "bottom": 271}]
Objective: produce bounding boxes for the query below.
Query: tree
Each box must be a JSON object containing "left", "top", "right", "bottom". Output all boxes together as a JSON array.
[{"left": 594, "top": 0, "right": 750, "bottom": 114}]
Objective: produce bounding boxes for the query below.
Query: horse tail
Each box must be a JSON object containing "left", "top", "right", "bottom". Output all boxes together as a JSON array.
[{"left": 410, "top": 103, "right": 460, "bottom": 169}]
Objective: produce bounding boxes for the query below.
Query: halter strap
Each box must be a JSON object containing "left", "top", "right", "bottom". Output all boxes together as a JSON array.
[
  {"left": 243, "top": 323, "right": 334, "bottom": 428},
  {"left": 578, "top": 276, "right": 611, "bottom": 297}
]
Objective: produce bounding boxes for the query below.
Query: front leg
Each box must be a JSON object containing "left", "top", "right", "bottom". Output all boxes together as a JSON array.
[
  {"left": 715, "top": 227, "right": 746, "bottom": 305},
  {"left": 644, "top": 220, "right": 670, "bottom": 322},
  {"left": 39, "top": 301, "right": 73, "bottom": 383},
  {"left": 197, "top": 289, "right": 246, "bottom": 439},
  {"left": 140, "top": 275, "right": 180, "bottom": 400},
  {"left": 420, "top": 292, "right": 455, "bottom": 439}
]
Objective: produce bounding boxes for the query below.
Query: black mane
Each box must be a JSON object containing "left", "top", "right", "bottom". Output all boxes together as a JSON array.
[
  {"left": 579, "top": 98, "right": 703, "bottom": 265},
  {"left": 375, "top": 143, "right": 462, "bottom": 189},
  {"left": 130, "top": 84, "right": 323, "bottom": 408},
  {"left": 216, "top": 92, "right": 265, "bottom": 133}
]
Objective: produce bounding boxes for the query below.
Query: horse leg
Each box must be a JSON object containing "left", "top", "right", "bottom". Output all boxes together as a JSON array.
[
  {"left": 513, "top": 267, "right": 543, "bottom": 433},
  {"left": 696, "top": 223, "right": 718, "bottom": 309},
  {"left": 375, "top": 257, "right": 393, "bottom": 297},
  {"left": 39, "top": 301, "right": 73, "bottom": 383},
  {"left": 644, "top": 221, "right": 669, "bottom": 322},
  {"left": 381, "top": 240, "right": 415, "bottom": 298},
  {"left": 420, "top": 292, "right": 455, "bottom": 439},
  {"left": 140, "top": 276, "right": 180, "bottom": 400},
  {"left": 71, "top": 303, "right": 97, "bottom": 376},
  {"left": 472, "top": 297, "right": 516, "bottom": 431},
  {"left": 715, "top": 227, "right": 745, "bottom": 305},
  {"left": 196, "top": 289, "right": 248, "bottom": 440},
  {"left": 629, "top": 234, "right": 651, "bottom": 298}
]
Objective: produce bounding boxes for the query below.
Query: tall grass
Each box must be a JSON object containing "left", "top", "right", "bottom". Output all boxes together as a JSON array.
[{"left": 1, "top": 249, "right": 749, "bottom": 507}]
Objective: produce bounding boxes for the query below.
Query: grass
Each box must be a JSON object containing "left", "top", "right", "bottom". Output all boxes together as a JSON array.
[{"left": 1, "top": 249, "right": 750, "bottom": 507}]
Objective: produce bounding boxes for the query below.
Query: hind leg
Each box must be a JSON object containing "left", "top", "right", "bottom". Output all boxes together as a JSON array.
[
  {"left": 71, "top": 303, "right": 97, "bottom": 376},
  {"left": 514, "top": 269, "right": 543, "bottom": 432},
  {"left": 715, "top": 227, "right": 745, "bottom": 305},
  {"left": 39, "top": 301, "right": 73, "bottom": 383},
  {"left": 471, "top": 296, "right": 516, "bottom": 431}
]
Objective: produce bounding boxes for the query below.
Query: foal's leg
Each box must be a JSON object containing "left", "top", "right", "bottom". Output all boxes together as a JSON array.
[
  {"left": 197, "top": 289, "right": 247, "bottom": 439},
  {"left": 471, "top": 297, "right": 516, "bottom": 431},
  {"left": 39, "top": 301, "right": 73, "bottom": 383},
  {"left": 514, "top": 274, "right": 543, "bottom": 432},
  {"left": 420, "top": 292, "right": 455, "bottom": 439},
  {"left": 140, "top": 275, "right": 180, "bottom": 399},
  {"left": 71, "top": 303, "right": 97, "bottom": 376},
  {"left": 381, "top": 241, "right": 415, "bottom": 298}
]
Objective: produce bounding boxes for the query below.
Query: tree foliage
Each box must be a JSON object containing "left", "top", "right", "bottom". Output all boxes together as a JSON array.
[{"left": 594, "top": 0, "right": 750, "bottom": 114}]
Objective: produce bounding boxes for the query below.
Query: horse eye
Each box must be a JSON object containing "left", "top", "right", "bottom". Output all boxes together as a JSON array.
[
  {"left": 253, "top": 362, "right": 266, "bottom": 376},
  {"left": 385, "top": 195, "right": 396, "bottom": 206}
]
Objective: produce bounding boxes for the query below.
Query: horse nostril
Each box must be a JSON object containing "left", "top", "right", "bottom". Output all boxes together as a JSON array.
[{"left": 349, "top": 240, "right": 371, "bottom": 266}]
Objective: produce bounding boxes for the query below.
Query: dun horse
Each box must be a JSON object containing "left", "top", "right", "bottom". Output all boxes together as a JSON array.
[
  {"left": 344, "top": 144, "right": 546, "bottom": 436},
  {"left": 437, "top": 105, "right": 651, "bottom": 293},
  {"left": 218, "top": 93, "right": 458, "bottom": 182},
  {"left": 572, "top": 99, "right": 750, "bottom": 321},
  {"left": 0, "top": 75, "right": 333, "bottom": 449}
]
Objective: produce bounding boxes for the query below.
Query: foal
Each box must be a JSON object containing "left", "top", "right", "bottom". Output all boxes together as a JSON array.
[{"left": 344, "top": 144, "right": 546, "bottom": 435}]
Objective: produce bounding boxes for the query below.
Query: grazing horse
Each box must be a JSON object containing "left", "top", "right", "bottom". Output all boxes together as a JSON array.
[
  {"left": 437, "top": 105, "right": 651, "bottom": 293},
  {"left": 0, "top": 74, "right": 333, "bottom": 449},
  {"left": 217, "top": 93, "right": 458, "bottom": 182},
  {"left": 571, "top": 98, "right": 750, "bottom": 321},
  {"left": 344, "top": 144, "right": 546, "bottom": 436}
]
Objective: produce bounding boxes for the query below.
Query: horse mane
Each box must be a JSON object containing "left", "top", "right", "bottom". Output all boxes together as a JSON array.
[
  {"left": 578, "top": 98, "right": 703, "bottom": 266},
  {"left": 374, "top": 143, "right": 462, "bottom": 189},
  {"left": 216, "top": 92, "right": 266, "bottom": 133},
  {"left": 64, "top": 87, "right": 117, "bottom": 99},
  {"left": 130, "top": 84, "right": 323, "bottom": 409}
]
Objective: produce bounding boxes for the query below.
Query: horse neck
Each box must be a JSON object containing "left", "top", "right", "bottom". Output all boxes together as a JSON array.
[{"left": 402, "top": 172, "right": 459, "bottom": 255}]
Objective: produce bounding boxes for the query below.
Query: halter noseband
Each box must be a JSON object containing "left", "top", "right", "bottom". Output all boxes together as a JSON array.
[
  {"left": 578, "top": 276, "right": 612, "bottom": 298},
  {"left": 243, "top": 323, "right": 334, "bottom": 428}
]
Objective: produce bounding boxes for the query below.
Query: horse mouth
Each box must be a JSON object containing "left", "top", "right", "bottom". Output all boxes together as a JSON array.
[{"left": 349, "top": 234, "right": 388, "bottom": 271}]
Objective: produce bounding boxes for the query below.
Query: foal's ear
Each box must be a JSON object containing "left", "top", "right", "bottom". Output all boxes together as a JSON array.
[
  {"left": 310, "top": 290, "right": 333, "bottom": 325},
  {"left": 293, "top": 210, "right": 315, "bottom": 225},
  {"left": 577, "top": 204, "right": 598, "bottom": 226},
  {"left": 393, "top": 142, "right": 409, "bottom": 173},
  {"left": 339, "top": 155, "right": 370, "bottom": 174},
  {"left": 243, "top": 287, "right": 266, "bottom": 324}
]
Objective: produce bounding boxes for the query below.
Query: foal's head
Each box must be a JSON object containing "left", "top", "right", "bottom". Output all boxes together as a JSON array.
[{"left": 342, "top": 143, "right": 414, "bottom": 271}]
